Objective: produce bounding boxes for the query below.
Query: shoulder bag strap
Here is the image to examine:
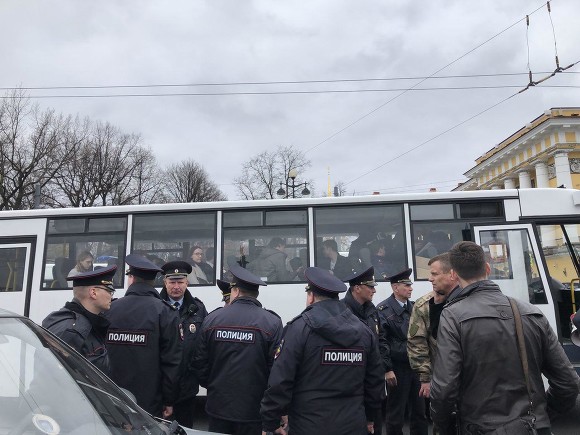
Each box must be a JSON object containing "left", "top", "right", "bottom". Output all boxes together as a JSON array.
[{"left": 507, "top": 297, "right": 535, "bottom": 419}]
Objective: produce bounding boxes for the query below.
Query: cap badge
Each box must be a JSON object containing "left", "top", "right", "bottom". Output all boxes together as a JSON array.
[{"left": 174, "top": 269, "right": 179, "bottom": 274}]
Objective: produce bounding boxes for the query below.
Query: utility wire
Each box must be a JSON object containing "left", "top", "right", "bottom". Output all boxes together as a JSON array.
[
  {"left": 345, "top": 56, "right": 580, "bottom": 188},
  {"left": 2, "top": 71, "right": 578, "bottom": 91},
  {"left": 302, "top": 1, "right": 550, "bottom": 154},
  {"left": 344, "top": 92, "right": 519, "bottom": 186},
  {"left": 2, "top": 84, "right": 579, "bottom": 100}
]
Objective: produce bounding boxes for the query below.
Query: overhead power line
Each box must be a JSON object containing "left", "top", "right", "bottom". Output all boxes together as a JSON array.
[
  {"left": 303, "top": 1, "right": 551, "bottom": 154},
  {"left": 2, "top": 84, "right": 578, "bottom": 100},
  {"left": 1, "top": 71, "right": 578, "bottom": 91}
]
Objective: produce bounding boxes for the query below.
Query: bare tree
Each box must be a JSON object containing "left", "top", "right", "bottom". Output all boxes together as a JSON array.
[
  {"left": 0, "top": 90, "right": 81, "bottom": 210},
  {"left": 163, "top": 159, "right": 226, "bottom": 203},
  {"left": 234, "top": 145, "right": 311, "bottom": 200}
]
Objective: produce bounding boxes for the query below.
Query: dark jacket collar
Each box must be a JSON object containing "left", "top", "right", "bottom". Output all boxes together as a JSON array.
[
  {"left": 125, "top": 282, "right": 162, "bottom": 299},
  {"left": 231, "top": 295, "right": 262, "bottom": 308},
  {"left": 385, "top": 293, "right": 409, "bottom": 315},
  {"left": 343, "top": 289, "right": 375, "bottom": 319},
  {"left": 446, "top": 280, "right": 501, "bottom": 306},
  {"left": 65, "top": 299, "right": 110, "bottom": 338}
]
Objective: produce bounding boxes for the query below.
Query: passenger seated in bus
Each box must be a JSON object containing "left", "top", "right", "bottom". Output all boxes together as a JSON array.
[
  {"left": 68, "top": 251, "right": 94, "bottom": 278},
  {"left": 247, "top": 237, "right": 291, "bottom": 282},
  {"left": 347, "top": 229, "right": 375, "bottom": 272},
  {"left": 370, "top": 239, "right": 397, "bottom": 278},
  {"left": 289, "top": 257, "right": 306, "bottom": 281},
  {"left": 188, "top": 246, "right": 212, "bottom": 284},
  {"left": 321, "top": 239, "right": 352, "bottom": 280}
]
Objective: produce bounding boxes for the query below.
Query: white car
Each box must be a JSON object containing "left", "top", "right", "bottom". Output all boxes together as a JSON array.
[{"left": 0, "top": 308, "right": 220, "bottom": 435}]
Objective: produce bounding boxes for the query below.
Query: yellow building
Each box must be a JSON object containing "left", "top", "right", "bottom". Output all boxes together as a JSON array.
[
  {"left": 455, "top": 108, "right": 580, "bottom": 285},
  {"left": 455, "top": 107, "right": 580, "bottom": 191}
]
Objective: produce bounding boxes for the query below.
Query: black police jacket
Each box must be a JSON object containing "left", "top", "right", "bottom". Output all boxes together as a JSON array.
[
  {"left": 261, "top": 299, "right": 384, "bottom": 435},
  {"left": 105, "top": 282, "right": 182, "bottom": 417},
  {"left": 192, "top": 296, "right": 283, "bottom": 423},
  {"left": 160, "top": 288, "right": 208, "bottom": 402},
  {"left": 376, "top": 294, "right": 414, "bottom": 370},
  {"left": 342, "top": 289, "right": 390, "bottom": 374},
  {"left": 42, "top": 300, "right": 111, "bottom": 375}
]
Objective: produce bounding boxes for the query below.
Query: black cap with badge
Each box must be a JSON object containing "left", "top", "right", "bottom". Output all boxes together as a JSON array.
[
  {"left": 304, "top": 266, "right": 347, "bottom": 295},
  {"left": 161, "top": 260, "right": 192, "bottom": 279},
  {"left": 345, "top": 266, "right": 378, "bottom": 287},
  {"left": 125, "top": 254, "right": 163, "bottom": 280},
  {"left": 67, "top": 265, "right": 117, "bottom": 291},
  {"left": 385, "top": 268, "right": 413, "bottom": 284},
  {"left": 229, "top": 264, "right": 267, "bottom": 292}
]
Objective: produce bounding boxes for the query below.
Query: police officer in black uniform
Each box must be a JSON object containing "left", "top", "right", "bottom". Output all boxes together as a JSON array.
[
  {"left": 193, "top": 265, "right": 283, "bottom": 435},
  {"left": 342, "top": 266, "right": 389, "bottom": 435},
  {"left": 261, "top": 267, "right": 384, "bottom": 435},
  {"left": 106, "top": 254, "right": 182, "bottom": 419},
  {"left": 42, "top": 265, "right": 117, "bottom": 375},
  {"left": 217, "top": 279, "right": 232, "bottom": 305},
  {"left": 160, "top": 260, "right": 208, "bottom": 428},
  {"left": 377, "top": 268, "right": 427, "bottom": 435}
]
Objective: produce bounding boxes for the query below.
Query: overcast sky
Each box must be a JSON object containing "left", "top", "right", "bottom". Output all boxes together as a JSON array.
[{"left": 2, "top": 0, "right": 580, "bottom": 199}]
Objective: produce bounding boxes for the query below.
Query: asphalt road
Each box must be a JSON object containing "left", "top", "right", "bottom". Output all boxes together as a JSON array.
[{"left": 191, "top": 396, "right": 580, "bottom": 434}]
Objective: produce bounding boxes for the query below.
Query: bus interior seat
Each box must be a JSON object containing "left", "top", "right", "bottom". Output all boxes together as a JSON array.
[{"left": 52, "top": 257, "right": 75, "bottom": 288}]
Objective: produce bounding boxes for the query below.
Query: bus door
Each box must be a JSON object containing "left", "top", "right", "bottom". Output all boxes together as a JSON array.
[
  {"left": 471, "top": 223, "right": 558, "bottom": 333},
  {"left": 0, "top": 237, "right": 36, "bottom": 317}
]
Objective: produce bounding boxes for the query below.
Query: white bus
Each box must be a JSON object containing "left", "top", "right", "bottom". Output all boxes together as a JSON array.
[{"left": 0, "top": 188, "right": 579, "bottom": 358}]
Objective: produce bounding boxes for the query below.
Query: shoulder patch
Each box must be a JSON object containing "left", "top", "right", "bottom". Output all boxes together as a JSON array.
[
  {"left": 408, "top": 323, "right": 419, "bottom": 337},
  {"left": 274, "top": 339, "right": 284, "bottom": 359}
]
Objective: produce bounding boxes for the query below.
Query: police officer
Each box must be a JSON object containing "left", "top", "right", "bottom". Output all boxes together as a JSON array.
[
  {"left": 106, "top": 254, "right": 182, "bottom": 418},
  {"left": 42, "top": 265, "right": 117, "bottom": 375},
  {"left": 217, "top": 279, "right": 232, "bottom": 305},
  {"left": 342, "top": 266, "right": 389, "bottom": 435},
  {"left": 261, "top": 267, "right": 384, "bottom": 435},
  {"left": 377, "top": 268, "right": 427, "bottom": 435},
  {"left": 160, "top": 260, "right": 208, "bottom": 428},
  {"left": 193, "top": 265, "right": 283, "bottom": 435}
]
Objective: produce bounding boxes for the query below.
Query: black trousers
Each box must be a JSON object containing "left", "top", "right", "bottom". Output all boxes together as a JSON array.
[
  {"left": 369, "top": 407, "right": 383, "bottom": 435},
  {"left": 385, "top": 365, "right": 428, "bottom": 435},
  {"left": 172, "top": 397, "right": 195, "bottom": 429},
  {"left": 208, "top": 416, "right": 262, "bottom": 435}
]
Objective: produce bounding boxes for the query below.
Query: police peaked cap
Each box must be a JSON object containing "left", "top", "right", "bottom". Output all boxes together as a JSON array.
[
  {"left": 125, "top": 254, "right": 163, "bottom": 280},
  {"left": 345, "top": 266, "right": 378, "bottom": 287},
  {"left": 68, "top": 265, "right": 117, "bottom": 291},
  {"left": 161, "top": 260, "right": 192, "bottom": 278},
  {"left": 216, "top": 279, "right": 232, "bottom": 301},
  {"left": 304, "top": 267, "right": 347, "bottom": 295},
  {"left": 229, "top": 264, "right": 267, "bottom": 292},
  {"left": 385, "top": 268, "right": 413, "bottom": 284}
]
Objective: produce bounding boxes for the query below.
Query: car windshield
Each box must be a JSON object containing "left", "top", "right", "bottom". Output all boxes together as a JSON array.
[{"left": 0, "top": 316, "right": 171, "bottom": 434}]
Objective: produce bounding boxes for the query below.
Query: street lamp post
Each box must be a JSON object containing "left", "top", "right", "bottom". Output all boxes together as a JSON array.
[{"left": 277, "top": 168, "right": 310, "bottom": 199}]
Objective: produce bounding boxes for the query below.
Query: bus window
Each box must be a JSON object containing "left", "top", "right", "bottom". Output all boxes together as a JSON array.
[
  {"left": 132, "top": 212, "right": 217, "bottom": 285},
  {"left": 480, "top": 229, "right": 547, "bottom": 304},
  {"left": 223, "top": 210, "right": 308, "bottom": 284},
  {"left": 43, "top": 217, "right": 127, "bottom": 290},
  {"left": 313, "top": 205, "right": 406, "bottom": 280},
  {"left": 0, "top": 247, "right": 27, "bottom": 292},
  {"left": 411, "top": 201, "right": 504, "bottom": 280},
  {"left": 412, "top": 223, "right": 462, "bottom": 279}
]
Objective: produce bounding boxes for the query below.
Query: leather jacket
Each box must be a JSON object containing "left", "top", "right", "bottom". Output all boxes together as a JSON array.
[{"left": 430, "top": 280, "right": 580, "bottom": 434}]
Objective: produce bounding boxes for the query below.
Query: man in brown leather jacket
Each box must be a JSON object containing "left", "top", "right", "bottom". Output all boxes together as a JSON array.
[{"left": 430, "top": 241, "right": 580, "bottom": 435}]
